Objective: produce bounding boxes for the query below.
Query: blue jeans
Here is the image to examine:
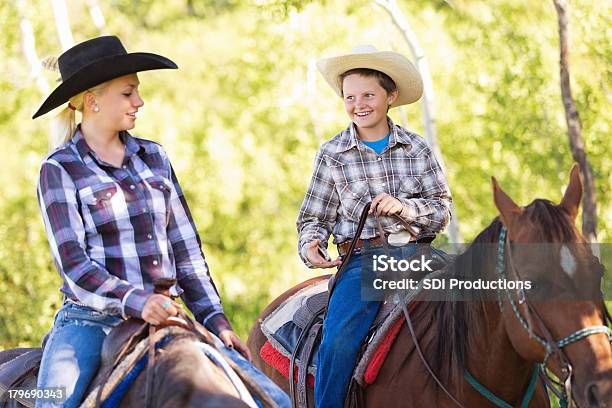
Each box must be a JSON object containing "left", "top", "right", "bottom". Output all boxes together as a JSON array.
[
  {"left": 315, "top": 244, "right": 425, "bottom": 408},
  {"left": 214, "top": 338, "right": 291, "bottom": 408},
  {"left": 35, "top": 302, "right": 123, "bottom": 408},
  {"left": 314, "top": 252, "right": 379, "bottom": 408}
]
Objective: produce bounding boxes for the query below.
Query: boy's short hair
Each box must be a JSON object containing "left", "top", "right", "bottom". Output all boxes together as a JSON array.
[{"left": 339, "top": 68, "right": 398, "bottom": 95}]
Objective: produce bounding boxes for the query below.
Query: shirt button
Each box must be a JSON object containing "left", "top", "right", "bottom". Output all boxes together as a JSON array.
[
  {"left": 130, "top": 184, "right": 136, "bottom": 190},
  {"left": 377, "top": 157, "right": 382, "bottom": 161},
  {"left": 152, "top": 260, "right": 158, "bottom": 266},
  {"left": 147, "top": 234, "right": 153, "bottom": 239}
]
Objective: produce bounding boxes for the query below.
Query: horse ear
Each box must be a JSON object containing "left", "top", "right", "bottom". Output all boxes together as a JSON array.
[
  {"left": 492, "top": 176, "right": 523, "bottom": 227},
  {"left": 560, "top": 163, "right": 582, "bottom": 221}
]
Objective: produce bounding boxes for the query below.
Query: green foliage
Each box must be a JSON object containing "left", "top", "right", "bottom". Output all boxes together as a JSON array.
[{"left": 0, "top": 0, "right": 610, "bottom": 347}]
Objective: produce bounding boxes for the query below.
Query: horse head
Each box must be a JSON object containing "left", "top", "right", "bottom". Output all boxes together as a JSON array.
[{"left": 492, "top": 164, "right": 612, "bottom": 407}]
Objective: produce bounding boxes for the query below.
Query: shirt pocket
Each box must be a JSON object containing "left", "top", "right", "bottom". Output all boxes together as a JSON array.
[
  {"left": 397, "top": 176, "right": 422, "bottom": 199},
  {"left": 338, "top": 180, "right": 371, "bottom": 220},
  {"left": 78, "top": 182, "right": 118, "bottom": 231},
  {"left": 145, "top": 175, "right": 172, "bottom": 220}
]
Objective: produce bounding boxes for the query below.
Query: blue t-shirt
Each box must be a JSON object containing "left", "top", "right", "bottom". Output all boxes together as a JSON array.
[{"left": 362, "top": 134, "right": 390, "bottom": 155}]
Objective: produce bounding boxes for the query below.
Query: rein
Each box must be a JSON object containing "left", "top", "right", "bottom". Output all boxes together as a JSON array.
[{"left": 496, "top": 226, "right": 612, "bottom": 408}]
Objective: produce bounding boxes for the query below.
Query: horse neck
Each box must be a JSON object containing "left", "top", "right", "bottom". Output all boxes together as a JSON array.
[
  {"left": 462, "top": 301, "right": 537, "bottom": 400},
  {"left": 457, "top": 232, "right": 539, "bottom": 404}
]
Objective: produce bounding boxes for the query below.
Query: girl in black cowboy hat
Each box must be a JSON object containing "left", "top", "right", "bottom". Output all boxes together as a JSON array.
[{"left": 33, "top": 36, "right": 252, "bottom": 407}]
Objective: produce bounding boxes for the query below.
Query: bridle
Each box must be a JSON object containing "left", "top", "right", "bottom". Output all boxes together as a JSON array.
[{"left": 497, "top": 226, "right": 612, "bottom": 407}]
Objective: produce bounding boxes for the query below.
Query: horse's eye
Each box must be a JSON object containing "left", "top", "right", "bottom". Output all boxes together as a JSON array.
[{"left": 526, "top": 279, "right": 545, "bottom": 295}]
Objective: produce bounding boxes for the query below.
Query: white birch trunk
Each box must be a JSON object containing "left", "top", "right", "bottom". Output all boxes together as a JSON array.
[
  {"left": 16, "top": 0, "right": 49, "bottom": 93},
  {"left": 51, "top": 0, "right": 74, "bottom": 51},
  {"left": 86, "top": 0, "right": 106, "bottom": 33}
]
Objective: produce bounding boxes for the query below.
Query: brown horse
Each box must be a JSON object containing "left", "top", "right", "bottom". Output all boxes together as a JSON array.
[
  {"left": 248, "top": 165, "right": 612, "bottom": 407},
  {"left": 0, "top": 325, "right": 250, "bottom": 408},
  {"left": 97, "top": 332, "right": 250, "bottom": 408}
]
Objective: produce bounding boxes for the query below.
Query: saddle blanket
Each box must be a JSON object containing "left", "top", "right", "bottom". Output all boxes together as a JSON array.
[
  {"left": 260, "top": 269, "right": 449, "bottom": 388},
  {"left": 260, "top": 280, "right": 328, "bottom": 386}
]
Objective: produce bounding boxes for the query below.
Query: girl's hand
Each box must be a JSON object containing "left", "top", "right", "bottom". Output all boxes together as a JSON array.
[
  {"left": 305, "top": 239, "right": 342, "bottom": 269},
  {"left": 370, "top": 193, "right": 403, "bottom": 216},
  {"left": 142, "top": 294, "right": 182, "bottom": 325},
  {"left": 218, "top": 329, "right": 252, "bottom": 361}
]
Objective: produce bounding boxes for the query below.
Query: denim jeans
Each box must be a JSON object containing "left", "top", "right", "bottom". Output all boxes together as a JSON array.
[
  {"left": 35, "top": 302, "right": 123, "bottom": 408},
  {"left": 314, "top": 252, "right": 379, "bottom": 408},
  {"left": 314, "top": 244, "right": 428, "bottom": 408},
  {"left": 210, "top": 336, "right": 291, "bottom": 408}
]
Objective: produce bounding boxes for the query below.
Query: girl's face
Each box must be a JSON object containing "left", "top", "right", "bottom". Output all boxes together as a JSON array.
[
  {"left": 342, "top": 74, "right": 397, "bottom": 135},
  {"left": 90, "top": 73, "right": 144, "bottom": 132}
]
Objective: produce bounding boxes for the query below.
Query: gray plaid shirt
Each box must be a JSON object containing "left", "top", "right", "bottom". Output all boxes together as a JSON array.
[{"left": 297, "top": 118, "right": 452, "bottom": 267}]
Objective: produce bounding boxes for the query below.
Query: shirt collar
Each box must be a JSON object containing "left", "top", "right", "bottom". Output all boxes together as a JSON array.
[
  {"left": 335, "top": 117, "right": 411, "bottom": 153},
  {"left": 72, "top": 125, "right": 144, "bottom": 163},
  {"left": 388, "top": 118, "right": 413, "bottom": 149}
]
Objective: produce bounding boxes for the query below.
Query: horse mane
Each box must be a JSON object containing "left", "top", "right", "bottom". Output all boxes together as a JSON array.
[{"left": 423, "top": 198, "right": 582, "bottom": 390}]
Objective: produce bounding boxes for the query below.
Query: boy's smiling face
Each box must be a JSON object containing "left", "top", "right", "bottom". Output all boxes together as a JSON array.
[{"left": 341, "top": 73, "right": 398, "bottom": 140}]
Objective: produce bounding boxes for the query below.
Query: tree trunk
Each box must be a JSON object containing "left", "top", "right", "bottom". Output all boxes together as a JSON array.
[
  {"left": 187, "top": 0, "right": 196, "bottom": 16},
  {"left": 552, "top": 0, "right": 597, "bottom": 242},
  {"left": 51, "top": 0, "right": 74, "bottom": 51},
  {"left": 372, "top": 0, "right": 462, "bottom": 243},
  {"left": 86, "top": 0, "right": 106, "bottom": 33},
  {"left": 16, "top": 0, "right": 49, "bottom": 93}
]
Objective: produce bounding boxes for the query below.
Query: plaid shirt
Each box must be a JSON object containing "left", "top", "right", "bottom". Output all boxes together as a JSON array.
[
  {"left": 297, "top": 118, "right": 452, "bottom": 267},
  {"left": 37, "top": 128, "right": 230, "bottom": 334}
]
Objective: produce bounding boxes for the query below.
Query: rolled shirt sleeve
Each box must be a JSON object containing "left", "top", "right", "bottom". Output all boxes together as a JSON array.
[{"left": 296, "top": 149, "right": 338, "bottom": 268}]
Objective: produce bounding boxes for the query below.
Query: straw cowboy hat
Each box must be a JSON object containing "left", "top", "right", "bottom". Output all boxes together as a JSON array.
[
  {"left": 32, "top": 35, "right": 177, "bottom": 119},
  {"left": 316, "top": 45, "right": 423, "bottom": 107}
]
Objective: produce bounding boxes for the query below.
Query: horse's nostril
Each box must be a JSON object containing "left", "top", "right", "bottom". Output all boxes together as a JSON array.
[{"left": 586, "top": 382, "right": 600, "bottom": 408}]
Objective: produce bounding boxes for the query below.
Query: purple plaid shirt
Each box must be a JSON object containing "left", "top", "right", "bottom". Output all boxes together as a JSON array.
[
  {"left": 297, "top": 118, "right": 452, "bottom": 267},
  {"left": 37, "top": 127, "right": 230, "bottom": 334}
]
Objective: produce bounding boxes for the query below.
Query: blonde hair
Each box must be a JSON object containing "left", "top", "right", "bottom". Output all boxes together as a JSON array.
[
  {"left": 48, "top": 84, "right": 107, "bottom": 152},
  {"left": 42, "top": 56, "right": 109, "bottom": 152}
]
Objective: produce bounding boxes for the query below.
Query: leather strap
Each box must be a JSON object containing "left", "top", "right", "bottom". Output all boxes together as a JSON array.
[
  {"left": 399, "top": 296, "right": 466, "bottom": 407},
  {"left": 145, "top": 278, "right": 177, "bottom": 408},
  {"left": 144, "top": 326, "right": 158, "bottom": 408},
  {"left": 328, "top": 202, "right": 372, "bottom": 301},
  {"left": 289, "top": 311, "right": 322, "bottom": 408},
  {"left": 296, "top": 322, "right": 322, "bottom": 408}
]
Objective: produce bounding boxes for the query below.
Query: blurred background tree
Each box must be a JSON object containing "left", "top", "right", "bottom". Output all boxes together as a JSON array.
[{"left": 0, "top": 0, "right": 609, "bottom": 347}]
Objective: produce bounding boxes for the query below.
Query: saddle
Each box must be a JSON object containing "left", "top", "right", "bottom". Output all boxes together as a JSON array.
[
  {"left": 0, "top": 317, "right": 275, "bottom": 408},
  {"left": 0, "top": 348, "right": 42, "bottom": 408}
]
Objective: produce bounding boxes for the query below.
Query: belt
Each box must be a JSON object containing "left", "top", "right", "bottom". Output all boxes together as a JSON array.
[{"left": 337, "top": 235, "right": 435, "bottom": 257}]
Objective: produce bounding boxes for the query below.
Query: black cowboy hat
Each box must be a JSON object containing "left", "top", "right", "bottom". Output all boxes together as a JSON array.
[{"left": 32, "top": 35, "right": 177, "bottom": 119}]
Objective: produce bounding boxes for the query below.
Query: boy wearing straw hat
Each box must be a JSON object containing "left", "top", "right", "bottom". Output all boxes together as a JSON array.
[{"left": 296, "top": 46, "right": 452, "bottom": 407}]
